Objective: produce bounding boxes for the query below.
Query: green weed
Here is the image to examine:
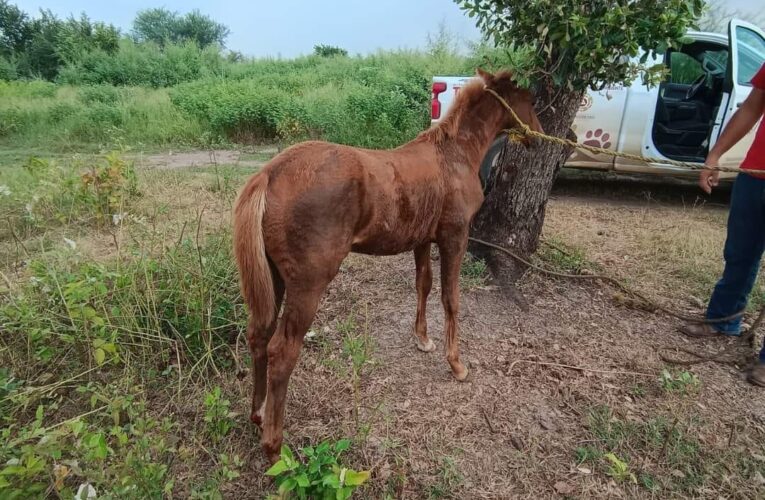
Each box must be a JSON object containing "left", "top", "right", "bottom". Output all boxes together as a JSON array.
[
  {"left": 428, "top": 455, "right": 464, "bottom": 498},
  {"left": 265, "top": 440, "right": 370, "bottom": 499},
  {"left": 203, "top": 387, "right": 235, "bottom": 443},
  {"left": 460, "top": 253, "right": 488, "bottom": 289},
  {"left": 538, "top": 236, "right": 593, "bottom": 274},
  {"left": 659, "top": 369, "right": 700, "bottom": 394}
]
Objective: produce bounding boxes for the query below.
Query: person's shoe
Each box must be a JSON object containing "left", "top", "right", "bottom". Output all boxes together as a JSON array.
[
  {"left": 678, "top": 323, "right": 727, "bottom": 338},
  {"left": 747, "top": 362, "right": 765, "bottom": 387}
]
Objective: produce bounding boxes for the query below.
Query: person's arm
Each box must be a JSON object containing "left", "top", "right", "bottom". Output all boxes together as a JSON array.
[{"left": 701, "top": 88, "right": 765, "bottom": 193}]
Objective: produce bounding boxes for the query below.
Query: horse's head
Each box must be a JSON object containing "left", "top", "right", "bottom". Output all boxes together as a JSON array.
[{"left": 477, "top": 68, "right": 544, "bottom": 146}]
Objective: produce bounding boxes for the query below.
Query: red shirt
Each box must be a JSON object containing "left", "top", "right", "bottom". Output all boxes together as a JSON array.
[{"left": 741, "top": 63, "right": 765, "bottom": 170}]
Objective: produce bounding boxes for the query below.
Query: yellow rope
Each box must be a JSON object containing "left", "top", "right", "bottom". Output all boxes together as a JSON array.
[{"left": 484, "top": 87, "right": 760, "bottom": 175}]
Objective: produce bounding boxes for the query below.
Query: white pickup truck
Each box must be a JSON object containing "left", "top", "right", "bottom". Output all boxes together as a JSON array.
[{"left": 432, "top": 19, "right": 765, "bottom": 188}]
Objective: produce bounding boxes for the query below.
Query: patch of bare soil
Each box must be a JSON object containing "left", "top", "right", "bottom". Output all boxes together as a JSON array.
[
  {"left": 193, "top": 176, "right": 765, "bottom": 499},
  {"left": 134, "top": 149, "right": 274, "bottom": 169}
]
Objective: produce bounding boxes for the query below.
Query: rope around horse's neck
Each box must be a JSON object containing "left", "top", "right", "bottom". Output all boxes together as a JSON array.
[{"left": 483, "top": 87, "right": 760, "bottom": 175}]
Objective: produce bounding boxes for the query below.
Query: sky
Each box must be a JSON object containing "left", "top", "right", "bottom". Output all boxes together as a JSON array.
[{"left": 11, "top": 0, "right": 763, "bottom": 58}]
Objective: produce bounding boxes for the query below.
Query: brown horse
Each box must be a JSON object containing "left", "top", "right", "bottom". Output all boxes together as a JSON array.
[{"left": 233, "top": 68, "right": 543, "bottom": 463}]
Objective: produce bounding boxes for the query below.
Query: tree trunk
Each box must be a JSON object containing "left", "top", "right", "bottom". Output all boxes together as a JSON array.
[{"left": 470, "top": 86, "right": 583, "bottom": 287}]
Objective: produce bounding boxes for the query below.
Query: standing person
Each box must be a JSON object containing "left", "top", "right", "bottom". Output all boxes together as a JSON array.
[{"left": 679, "top": 62, "right": 765, "bottom": 386}]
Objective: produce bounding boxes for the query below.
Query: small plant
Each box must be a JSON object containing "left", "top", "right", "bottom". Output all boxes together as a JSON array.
[
  {"left": 630, "top": 384, "right": 647, "bottom": 398},
  {"left": 575, "top": 445, "right": 602, "bottom": 464},
  {"left": 79, "top": 151, "right": 138, "bottom": 225},
  {"left": 460, "top": 253, "right": 488, "bottom": 288},
  {"left": 203, "top": 387, "right": 235, "bottom": 443},
  {"left": 339, "top": 310, "right": 373, "bottom": 434},
  {"left": 538, "top": 237, "right": 592, "bottom": 274},
  {"left": 428, "top": 455, "right": 464, "bottom": 498},
  {"left": 603, "top": 453, "right": 637, "bottom": 484},
  {"left": 265, "top": 440, "right": 370, "bottom": 499},
  {"left": 190, "top": 453, "right": 243, "bottom": 499},
  {"left": 660, "top": 369, "right": 700, "bottom": 394}
]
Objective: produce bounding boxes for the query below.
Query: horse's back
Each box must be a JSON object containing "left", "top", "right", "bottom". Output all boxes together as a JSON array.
[{"left": 260, "top": 140, "right": 445, "bottom": 259}]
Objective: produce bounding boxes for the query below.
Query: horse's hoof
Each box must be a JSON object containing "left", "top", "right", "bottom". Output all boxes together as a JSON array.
[
  {"left": 266, "top": 451, "right": 280, "bottom": 465},
  {"left": 452, "top": 365, "right": 469, "bottom": 382},
  {"left": 416, "top": 338, "right": 436, "bottom": 353},
  {"left": 263, "top": 443, "right": 281, "bottom": 465}
]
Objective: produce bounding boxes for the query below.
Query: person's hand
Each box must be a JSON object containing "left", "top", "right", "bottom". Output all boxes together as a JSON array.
[{"left": 699, "top": 156, "right": 720, "bottom": 194}]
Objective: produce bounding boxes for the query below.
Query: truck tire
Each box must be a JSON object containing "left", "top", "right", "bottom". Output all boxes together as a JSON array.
[{"left": 479, "top": 136, "right": 506, "bottom": 194}]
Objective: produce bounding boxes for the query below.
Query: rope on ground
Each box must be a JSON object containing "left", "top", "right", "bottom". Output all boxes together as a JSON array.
[
  {"left": 468, "top": 236, "right": 745, "bottom": 324},
  {"left": 477, "top": 89, "right": 764, "bottom": 368},
  {"left": 468, "top": 236, "right": 764, "bottom": 369}
]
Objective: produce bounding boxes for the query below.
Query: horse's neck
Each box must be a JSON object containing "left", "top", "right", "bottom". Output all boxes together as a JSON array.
[{"left": 449, "top": 98, "right": 505, "bottom": 170}]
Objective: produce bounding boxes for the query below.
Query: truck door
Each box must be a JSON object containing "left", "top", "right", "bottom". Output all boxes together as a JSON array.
[{"left": 715, "top": 19, "right": 765, "bottom": 171}]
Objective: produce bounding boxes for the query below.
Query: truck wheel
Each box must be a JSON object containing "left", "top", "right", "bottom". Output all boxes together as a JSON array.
[{"left": 479, "top": 137, "right": 506, "bottom": 194}]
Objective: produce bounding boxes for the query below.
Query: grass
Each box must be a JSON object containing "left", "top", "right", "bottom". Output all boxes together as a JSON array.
[
  {"left": 428, "top": 455, "right": 465, "bottom": 499},
  {"left": 0, "top": 82, "right": 205, "bottom": 152},
  {"left": 579, "top": 402, "right": 765, "bottom": 496},
  {"left": 537, "top": 235, "right": 594, "bottom": 274},
  {"left": 460, "top": 253, "right": 488, "bottom": 289}
]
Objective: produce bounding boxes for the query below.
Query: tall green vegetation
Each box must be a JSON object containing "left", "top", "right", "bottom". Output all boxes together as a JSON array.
[
  {"left": 0, "top": 2, "right": 225, "bottom": 82},
  {"left": 0, "top": 1, "right": 119, "bottom": 80},
  {"left": 131, "top": 8, "right": 230, "bottom": 48}
]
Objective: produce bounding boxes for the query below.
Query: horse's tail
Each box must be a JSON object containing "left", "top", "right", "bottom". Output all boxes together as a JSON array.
[{"left": 233, "top": 172, "right": 275, "bottom": 329}]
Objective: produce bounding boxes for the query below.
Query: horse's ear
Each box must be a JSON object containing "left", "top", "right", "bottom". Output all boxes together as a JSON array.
[{"left": 476, "top": 67, "right": 494, "bottom": 83}]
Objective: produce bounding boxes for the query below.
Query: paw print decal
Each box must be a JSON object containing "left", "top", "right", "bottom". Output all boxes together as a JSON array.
[{"left": 582, "top": 129, "right": 612, "bottom": 149}]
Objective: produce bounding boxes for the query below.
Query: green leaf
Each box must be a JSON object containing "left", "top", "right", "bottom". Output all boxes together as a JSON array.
[
  {"left": 0, "top": 465, "right": 26, "bottom": 476},
  {"left": 278, "top": 477, "right": 297, "bottom": 494},
  {"left": 94, "top": 348, "right": 106, "bottom": 365},
  {"left": 334, "top": 439, "right": 350, "bottom": 453},
  {"left": 265, "top": 460, "right": 288, "bottom": 477},
  {"left": 344, "top": 470, "right": 370, "bottom": 486},
  {"left": 295, "top": 473, "right": 310, "bottom": 487},
  {"left": 281, "top": 444, "right": 295, "bottom": 461}
]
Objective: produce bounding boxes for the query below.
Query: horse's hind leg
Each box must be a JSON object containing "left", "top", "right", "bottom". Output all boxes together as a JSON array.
[
  {"left": 413, "top": 243, "right": 436, "bottom": 352},
  {"left": 248, "top": 263, "right": 285, "bottom": 427},
  {"left": 261, "top": 283, "right": 325, "bottom": 463},
  {"left": 438, "top": 235, "right": 469, "bottom": 381}
]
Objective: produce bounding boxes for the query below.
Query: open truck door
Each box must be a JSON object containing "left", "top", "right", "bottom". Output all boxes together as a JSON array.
[{"left": 714, "top": 19, "right": 765, "bottom": 172}]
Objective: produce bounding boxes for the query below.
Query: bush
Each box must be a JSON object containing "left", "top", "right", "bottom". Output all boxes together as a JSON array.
[
  {"left": 59, "top": 39, "right": 228, "bottom": 87},
  {"left": 170, "top": 50, "right": 448, "bottom": 147},
  {"left": 265, "top": 440, "right": 370, "bottom": 499},
  {"left": 0, "top": 56, "right": 18, "bottom": 81},
  {"left": 78, "top": 84, "right": 123, "bottom": 104}
]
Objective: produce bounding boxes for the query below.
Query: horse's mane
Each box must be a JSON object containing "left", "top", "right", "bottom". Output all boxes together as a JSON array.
[{"left": 418, "top": 77, "right": 487, "bottom": 144}]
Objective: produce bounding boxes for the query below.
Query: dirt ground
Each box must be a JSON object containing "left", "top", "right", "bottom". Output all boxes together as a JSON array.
[
  {"left": 199, "top": 170, "right": 764, "bottom": 498},
  {"left": 133, "top": 148, "right": 277, "bottom": 170}
]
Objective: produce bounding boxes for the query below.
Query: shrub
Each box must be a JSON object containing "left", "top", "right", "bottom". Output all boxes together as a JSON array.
[
  {"left": 78, "top": 84, "right": 123, "bottom": 104},
  {"left": 265, "top": 440, "right": 370, "bottom": 499},
  {"left": 59, "top": 39, "right": 228, "bottom": 87},
  {"left": 0, "top": 56, "right": 18, "bottom": 81}
]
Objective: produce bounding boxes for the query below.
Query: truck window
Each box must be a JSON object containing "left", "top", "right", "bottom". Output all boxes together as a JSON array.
[
  {"left": 736, "top": 26, "right": 765, "bottom": 86},
  {"left": 669, "top": 52, "right": 703, "bottom": 84}
]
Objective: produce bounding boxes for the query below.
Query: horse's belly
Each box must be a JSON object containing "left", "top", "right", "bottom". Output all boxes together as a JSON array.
[
  {"left": 350, "top": 222, "right": 433, "bottom": 255},
  {"left": 350, "top": 234, "right": 424, "bottom": 256}
]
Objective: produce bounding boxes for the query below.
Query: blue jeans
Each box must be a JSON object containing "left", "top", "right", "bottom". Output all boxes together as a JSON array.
[{"left": 706, "top": 173, "right": 765, "bottom": 361}]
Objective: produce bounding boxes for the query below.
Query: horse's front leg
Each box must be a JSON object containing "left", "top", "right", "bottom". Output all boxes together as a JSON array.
[
  {"left": 438, "top": 234, "right": 469, "bottom": 381},
  {"left": 413, "top": 242, "right": 436, "bottom": 352}
]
